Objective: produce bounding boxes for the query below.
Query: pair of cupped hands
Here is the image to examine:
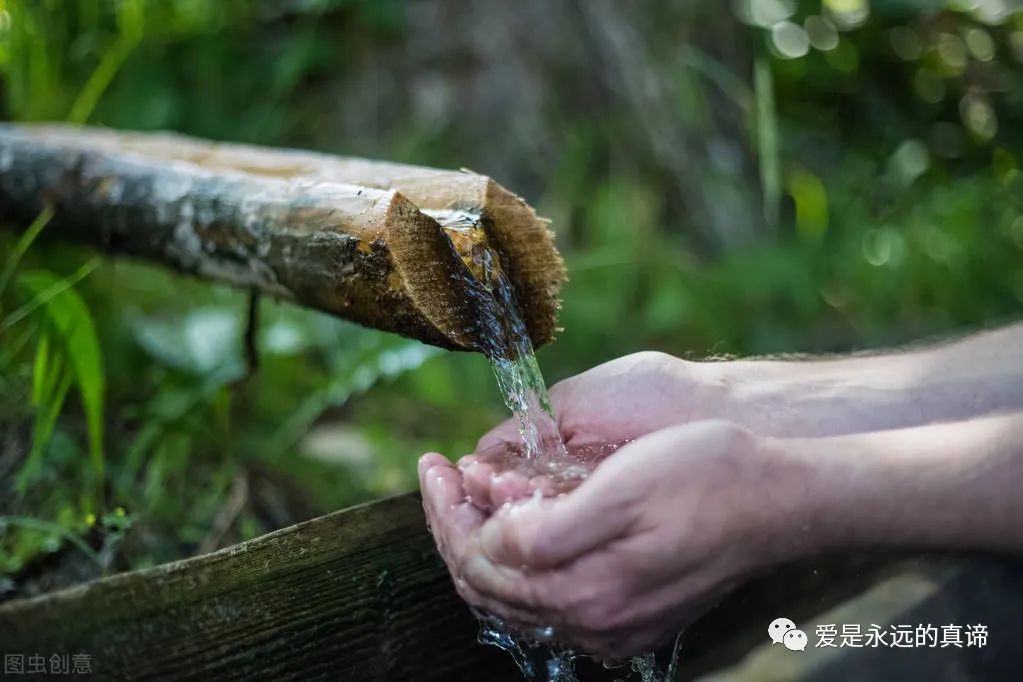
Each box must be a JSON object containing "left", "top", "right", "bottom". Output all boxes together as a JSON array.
[{"left": 418, "top": 352, "right": 806, "bottom": 658}]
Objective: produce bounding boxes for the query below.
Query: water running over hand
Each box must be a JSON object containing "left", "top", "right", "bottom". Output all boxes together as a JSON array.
[{"left": 436, "top": 211, "right": 679, "bottom": 681}]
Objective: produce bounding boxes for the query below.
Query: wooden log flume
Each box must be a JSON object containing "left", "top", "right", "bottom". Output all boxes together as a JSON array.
[{"left": 0, "top": 125, "right": 566, "bottom": 352}]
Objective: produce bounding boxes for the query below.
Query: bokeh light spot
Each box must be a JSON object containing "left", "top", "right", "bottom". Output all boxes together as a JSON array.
[
  {"left": 735, "top": 0, "right": 796, "bottom": 27},
  {"left": 771, "top": 21, "right": 811, "bottom": 59},
  {"left": 824, "top": 0, "right": 870, "bottom": 30},
  {"left": 862, "top": 227, "right": 905, "bottom": 267},
  {"left": 889, "top": 139, "right": 930, "bottom": 187},
  {"left": 936, "top": 33, "right": 968, "bottom": 73},
  {"left": 965, "top": 27, "right": 995, "bottom": 61},
  {"left": 973, "top": 0, "right": 1010, "bottom": 25},
  {"left": 805, "top": 15, "right": 839, "bottom": 51},
  {"left": 960, "top": 92, "right": 998, "bottom": 140}
]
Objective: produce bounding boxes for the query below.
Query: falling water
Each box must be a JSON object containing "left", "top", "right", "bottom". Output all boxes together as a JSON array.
[
  {"left": 437, "top": 210, "right": 564, "bottom": 462},
  {"left": 436, "top": 211, "right": 679, "bottom": 681}
]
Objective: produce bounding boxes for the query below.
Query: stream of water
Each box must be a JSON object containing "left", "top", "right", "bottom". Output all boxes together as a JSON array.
[{"left": 436, "top": 211, "right": 679, "bottom": 681}]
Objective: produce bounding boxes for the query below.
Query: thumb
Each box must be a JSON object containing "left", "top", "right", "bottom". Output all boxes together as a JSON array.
[{"left": 478, "top": 461, "right": 640, "bottom": 570}]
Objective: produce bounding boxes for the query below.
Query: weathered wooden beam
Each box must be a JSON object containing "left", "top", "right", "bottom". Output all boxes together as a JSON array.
[
  {"left": 0, "top": 125, "right": 566, "bottom": 350},
  {"left": 0, "top": 493, "right": 522, "bottom": 681},
  {"left": 2, "top": 489, "right": 1010, "bottom": 680}
]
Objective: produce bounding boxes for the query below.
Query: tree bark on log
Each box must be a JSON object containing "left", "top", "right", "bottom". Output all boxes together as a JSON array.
[{"left": 0, "top": 125, "right": 566, "bottom": 352}]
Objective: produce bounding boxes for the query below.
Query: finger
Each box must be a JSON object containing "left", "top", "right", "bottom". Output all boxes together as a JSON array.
[
  {"left": 460, "top": 458, "right": 498, "bottom": 511},
  {"left": 489, "top": 471, "right": 533, "bottom": 507},
  {"left": 478, "top": 457, "right": 639, "bottom": 570},
  {"left": 419, "top": 453, "right": 461, "bottom": 510},
  {"left": 419, "top": 452, "right": 451, "bottom": 480},
  {"left": 419, "top": 454, "right": 567, "bottom": 627},
  {"left": 464, "top": 587, "right": 552, "bottom": 629},
  {"left": 451, "top": 566, "right": 549, "bottom": 627},
  {"left": 455, "top": 454, "right": 481, "bottom": 468},
  {"left": 457, "top": 533, "right": 561, "bottom": 620},
  {"left": 419, "top": 452, "right": 451, "bottom": 527},
  {"left": 419, "top": 454, "right": 484, "bottom": 557}
]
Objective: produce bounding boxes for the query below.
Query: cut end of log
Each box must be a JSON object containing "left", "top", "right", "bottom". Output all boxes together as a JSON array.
[
  {"left": 0, "top": 124, "right": 566, "bottom": 353},
  {"left": 380, "top": 193, "right": 496, "bottom": 351},
  {"left": 480, "top": 179, "right": 566, "bottom": 348}
]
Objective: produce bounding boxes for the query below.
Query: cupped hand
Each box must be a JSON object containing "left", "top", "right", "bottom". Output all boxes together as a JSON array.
[
  {"left": 459, "top": 352, "right": 736, "bottom": 510},
  {"left": 420, "top": 420, "right": 806, "bottom": 659},
  {"left": 476, "top": 351, "right": 727, "bottom": 451}
]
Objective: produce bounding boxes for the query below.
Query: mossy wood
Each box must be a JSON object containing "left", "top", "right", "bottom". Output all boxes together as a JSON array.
[
  {"left": 0, "top": 125, "right": 565, "bottom": 352},
  {"left": 0, "top": 489, "right": 971, "bottom": 681},
  {"left": 0, "top": 494, "right": 523, "bottom": 681}
]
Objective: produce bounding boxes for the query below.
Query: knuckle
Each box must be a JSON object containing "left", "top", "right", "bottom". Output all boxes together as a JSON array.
[
  {"left": 631, "top": 350, "right": 673, "bottom": 364},
  {"left": 625, "top": 350, "right": 680, "bottom": 375},
  {"left": 453, "top": 580, "right": 474, "bottom": 603}
]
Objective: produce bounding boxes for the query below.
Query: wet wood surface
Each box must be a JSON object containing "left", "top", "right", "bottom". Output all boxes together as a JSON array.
[
  {"left": 0, "top": 494, "right": 522, "bottom": 681},
  {"left": 0, "top": 125, "right": 566, "bottom": 352},
  {"left": 1, "top": 491, "right": 1017, "bottom": 681}
]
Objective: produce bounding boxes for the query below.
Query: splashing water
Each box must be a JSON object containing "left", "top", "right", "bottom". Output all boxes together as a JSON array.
[
  {"left": 436, "top": 211, "right": 679, "bottom": 681},
  {"left": 474, "top": 608, "right": 681, "bottom": 682}
]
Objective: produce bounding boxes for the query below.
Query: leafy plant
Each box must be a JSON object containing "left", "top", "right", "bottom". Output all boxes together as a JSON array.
[
  {"left": 2, "top": 0, "right": 1022, "bottom": 595},
  {"left": 16, "top": 268, "right": 106, "bottom": 511}
]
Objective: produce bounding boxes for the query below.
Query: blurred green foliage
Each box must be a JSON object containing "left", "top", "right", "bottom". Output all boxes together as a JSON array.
[{"left": 0, "top": 0, "right": 1021, "bottom": 593}]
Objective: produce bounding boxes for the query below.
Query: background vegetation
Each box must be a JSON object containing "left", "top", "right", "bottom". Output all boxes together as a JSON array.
[{"left": 1, "top": 0, "right": 1021, "bottom": 597}]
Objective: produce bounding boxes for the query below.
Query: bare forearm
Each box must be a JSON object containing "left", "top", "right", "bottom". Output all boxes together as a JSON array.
[
  {"left": 719, "top": 322, "right": 1023, "bottom": 437},
  {"left": 773, "top": 412, "right": 1023, "bottom": 559}
]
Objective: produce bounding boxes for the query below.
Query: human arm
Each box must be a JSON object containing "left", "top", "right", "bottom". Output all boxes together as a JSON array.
[
  {"left": 477, "top": 323, "right": 1023, "bottom": 451},
  {"left": 461, "top": 323, "right": 1023, "bottom": 509},
  {"left": 780, "top": 411, "right": 1023, "bottom": 556},
  {"left": 722, "top": 322, "right": 1023, "bottom": 437}
]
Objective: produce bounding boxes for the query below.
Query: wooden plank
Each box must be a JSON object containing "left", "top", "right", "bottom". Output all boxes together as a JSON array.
[
  {"left": 3, "top": 489, "right": 1010, "bottom": 680},
  {"left": 0, "top": 494, "right": 521, "bottom": 682}
]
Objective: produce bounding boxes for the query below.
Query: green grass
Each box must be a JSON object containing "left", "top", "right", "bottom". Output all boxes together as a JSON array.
[{"left": 0, "top": 0, "right": 1021, "bottom": 589}]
